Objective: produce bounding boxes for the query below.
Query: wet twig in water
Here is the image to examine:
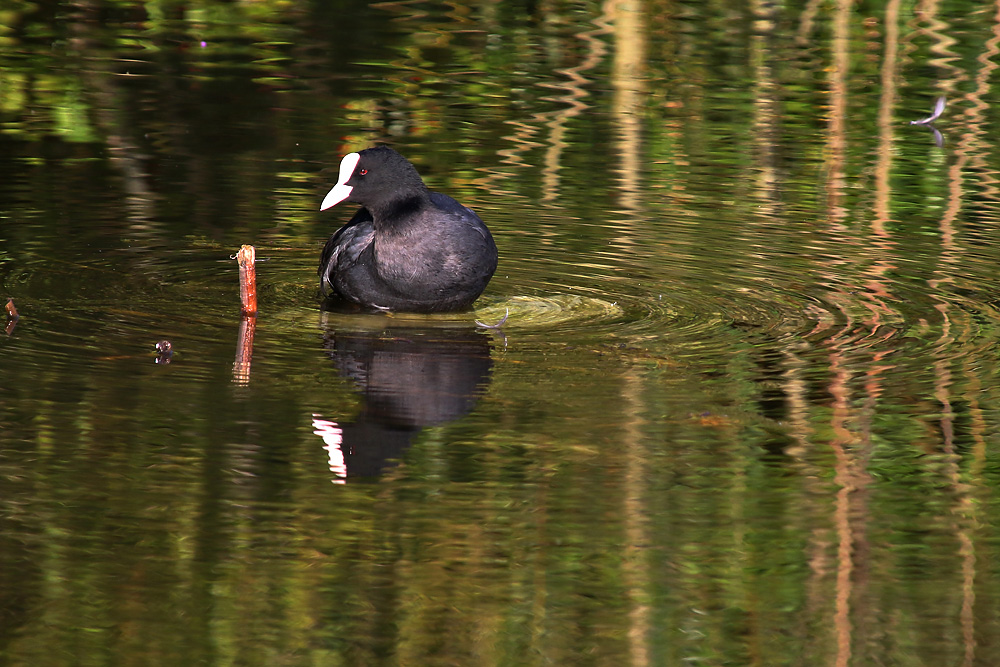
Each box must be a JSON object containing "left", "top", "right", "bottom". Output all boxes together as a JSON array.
[
  {"left": 233, "top": 245, "right": 258, "bottom": 385},
  {"left": 236, "top": 245, "right": 258, "bottom": 316}
]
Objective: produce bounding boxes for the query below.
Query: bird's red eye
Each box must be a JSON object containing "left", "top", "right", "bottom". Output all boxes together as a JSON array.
[{"left": 359, "top": 168, "right": 368, "bottom": 176}]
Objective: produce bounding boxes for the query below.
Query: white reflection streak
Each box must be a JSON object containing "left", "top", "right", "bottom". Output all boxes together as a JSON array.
[{"left": 312, "top": 414, "right": 347, "bottom": 484}]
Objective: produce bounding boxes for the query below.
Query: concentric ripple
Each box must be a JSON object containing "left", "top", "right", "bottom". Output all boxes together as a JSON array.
[
  {"left": 7, "top": 240, "right": 1000, "bottom": 367},
  {"left": 467, "top": 272, "right": 1000, "bottom": 363},
  {"left": 475, "top": 294, "right": 625, "bottom": 327}
]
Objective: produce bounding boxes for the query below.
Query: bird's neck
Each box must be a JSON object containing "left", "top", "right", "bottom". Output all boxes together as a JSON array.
[{"left": 369, "top": 193, "right": 429, "bottom": 227}]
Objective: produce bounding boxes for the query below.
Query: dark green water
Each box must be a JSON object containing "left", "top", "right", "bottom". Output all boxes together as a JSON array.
[{"left": 3, "top": 1, "right": 1000, "bottom": 664}]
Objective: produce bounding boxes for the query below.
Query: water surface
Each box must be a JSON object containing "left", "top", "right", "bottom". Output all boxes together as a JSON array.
[{"left": 3, "top": 1, "right": 1000, "bottom": 665}]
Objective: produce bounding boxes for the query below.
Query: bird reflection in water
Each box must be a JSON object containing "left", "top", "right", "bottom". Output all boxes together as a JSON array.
[{"left": 312, "top": 316, "right": 494, "bottom": 482}]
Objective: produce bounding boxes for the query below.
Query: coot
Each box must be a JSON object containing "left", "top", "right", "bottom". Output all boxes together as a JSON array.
[{"left": 318, "top": 146, "right": 498, "bottom": 312}]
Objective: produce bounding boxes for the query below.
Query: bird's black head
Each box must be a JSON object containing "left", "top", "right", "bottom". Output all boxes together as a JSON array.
[{"left": 320, "top": 146, "right": 429, "bottom": 215}]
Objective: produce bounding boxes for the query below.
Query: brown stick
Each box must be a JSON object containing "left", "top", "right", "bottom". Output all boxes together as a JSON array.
[
  {"left": 233, "top": 246, "right": 258, "bottom": 384},
  {"left": 236, "top": 245, "right": 257, "bottom": 316}
]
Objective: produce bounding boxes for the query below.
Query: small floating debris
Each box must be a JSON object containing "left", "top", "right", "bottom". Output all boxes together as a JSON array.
[
  {"left": 5, "top": 298, "right": 19, "bottom": 336},
  {"left": 154, "top": 339, "right": 173, "bottom": 364},
  {"left": 910, "top": 96, "right": 946, "bottom": 125},
  {"left": 476, "top": 307, "right": 509, "bottom": 329}
]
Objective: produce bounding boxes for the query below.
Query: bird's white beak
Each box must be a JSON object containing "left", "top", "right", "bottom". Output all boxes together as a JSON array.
[
  {"left": 320, "top": 152, "right": 361, "bottom": 211},
  {"left": 320, "top": 183, "right": 352, "bottom": 211}
]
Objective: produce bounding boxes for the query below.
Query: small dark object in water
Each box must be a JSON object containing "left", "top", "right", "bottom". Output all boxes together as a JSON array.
[
  {"left": 318, "top": 146, "right": 498, "bottom": 312},
  {"left": 154, "top": 339, "right": 173, "bottom": 364},
  {"left": 475, "top": 307, "right": 509, "bottom": 329},
  {"left": 910, "top": 96, "right": 946, "bottom": 125},
  {"left": 5, "top": 298, "right": 19, "bottom": 335}
]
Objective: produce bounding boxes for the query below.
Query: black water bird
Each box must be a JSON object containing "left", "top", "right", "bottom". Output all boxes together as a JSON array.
[{"left": 318, "top": 146, "right": 498, "bottom": 312}]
